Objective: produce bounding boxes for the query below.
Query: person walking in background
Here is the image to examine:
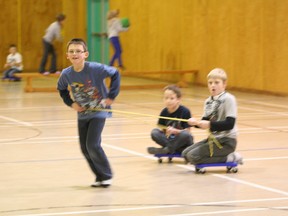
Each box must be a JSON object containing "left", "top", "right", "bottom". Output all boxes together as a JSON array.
[
  {"left": 39, "top": 13, "right": 66, "bottom": 75},
  {"left": 57, "top": 38, "right": 120, "bottom": 188},
  {"left": 107, "top": 9, "right": 129, "bottom": 69},
  {"left": 2, "top": 44, "right": 23, "bottom": 81}
]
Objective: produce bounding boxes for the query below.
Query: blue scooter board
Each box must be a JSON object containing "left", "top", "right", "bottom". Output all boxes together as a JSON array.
[
  {"left": 154, "top": 153, "right": 183, "bottom": 163},
  {"left": 195, "top": 162, "right": 238, "bottom": 174}
]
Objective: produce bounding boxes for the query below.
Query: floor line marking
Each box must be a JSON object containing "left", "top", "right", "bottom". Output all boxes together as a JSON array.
[
  {"left": 18, "top": 205, "right": 180, "bottom": 216},
  {"left": 165, "top": 207, "right": 267, "bottom": 216},
  {"left": 14, "top": 197, "right": 288, "bottom": 216},
  {"left": 176, "top": 164, "right": 288, "bottom": 196},
  {"left": 105, "top": 143, "right": 288, "bottom": 197},
  {"left": 189, "top": 197, "right": 288, "bottom": 206},
  {"left": 214, "top": 174, "right": 288, "bottom": 196},
  {"left": 0, "top": 115, "right": 32, "bottom": 126}
]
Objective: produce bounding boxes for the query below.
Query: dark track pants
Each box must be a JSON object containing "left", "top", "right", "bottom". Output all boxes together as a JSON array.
[{"left": 78, "top": 117, "right": 112, "bottom": 181}]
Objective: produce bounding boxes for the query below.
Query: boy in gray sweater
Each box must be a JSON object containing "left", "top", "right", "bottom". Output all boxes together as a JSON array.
[{"left": 182, "top": 68, "right": 243, "bottom": 165}]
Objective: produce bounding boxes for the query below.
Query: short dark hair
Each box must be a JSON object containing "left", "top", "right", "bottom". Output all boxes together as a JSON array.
[
  {"left": 163, "top": 84, "right": 182, "bottom": 98},
  {"left": 66, "top": 38, "right": 88, "bottom": 51},
  {"left": 56, "top": 13, "right": 66, "bottom": 22}
]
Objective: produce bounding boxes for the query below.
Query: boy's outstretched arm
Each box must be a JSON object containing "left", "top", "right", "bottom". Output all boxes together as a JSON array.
[{"left": 188, "top": 116, "right": 235, "bottom": 131}]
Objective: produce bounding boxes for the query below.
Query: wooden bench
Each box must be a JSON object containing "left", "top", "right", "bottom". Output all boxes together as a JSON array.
[
  {"left": 121, "top": 70, "right": 199, "bottom": 88},
  {"left": 14, "top": 70, "right": 199, "bottom": 92},
  {"left": 14, "top": 73, "right": 60, "bottom": 92}
]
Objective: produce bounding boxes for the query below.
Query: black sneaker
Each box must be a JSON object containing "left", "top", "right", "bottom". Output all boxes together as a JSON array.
[{"left": 147, "top": 147, "right": 170, "bottom": 154}]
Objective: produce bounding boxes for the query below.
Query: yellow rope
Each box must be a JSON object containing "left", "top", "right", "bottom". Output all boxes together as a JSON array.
[
  {"left": 90, "top": 107, "right": 223, "bottom": 156},
  {"left": 208, "top": 132, "right": 223, "bottom": 157},
  {"left": 89, "top": 108, "right": 189, "bottom": 122}
]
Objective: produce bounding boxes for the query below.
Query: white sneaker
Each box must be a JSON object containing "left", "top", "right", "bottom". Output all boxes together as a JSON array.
[
  {"left": 234, "top": 152, "right": 244, "bottom": 165},
  {"left": 91, "top": 179, "right": 112, "bottom": 188},
  {"left": 101, "top": 179, "right": 112, "bottom": 187},
  {"left": 227, "top": 152, "right": 243, "bottom": 165},
  {"left": 91, "top": 181, "right": 101, "bottom": 187}
]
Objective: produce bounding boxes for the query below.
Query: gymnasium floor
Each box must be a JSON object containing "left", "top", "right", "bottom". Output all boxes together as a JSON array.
[{"left": 0, "top": 77, "right": 288, "bottom": 216}]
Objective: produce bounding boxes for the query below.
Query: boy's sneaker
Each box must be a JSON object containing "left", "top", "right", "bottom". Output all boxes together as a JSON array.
[
  {"left": 91, "top": 181, "right": 102, "bottom": 187},
  {"left": 42, "top": 71, "right": 50, "bottom": 75},
  {"left": 226, "top": 152, "right": 243, "bottom": 165},
  {"left": 91, "top": 179, "right": 112, "bottom": 188},
  {"left": 101, "top": 179, "right": 112, "bottom": 187},
  {"left": 55, "top": 71, "right": 61, "bottom": 75},
  {"left": 147, "top": 147, "right": 170, "bottom": 154}
]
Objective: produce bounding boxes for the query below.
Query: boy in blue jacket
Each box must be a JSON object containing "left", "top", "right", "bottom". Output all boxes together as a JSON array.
[{"left": 57, "top": 38, "right": 120, "bottom": 187}]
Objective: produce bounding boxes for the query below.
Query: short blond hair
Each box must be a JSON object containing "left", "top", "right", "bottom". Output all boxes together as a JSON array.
[
  {"left": 107, "top": 10, "right": 119, "bottom": 20},
  {"left": 207, "top": 68, "right": 227, "bottom": 81}
]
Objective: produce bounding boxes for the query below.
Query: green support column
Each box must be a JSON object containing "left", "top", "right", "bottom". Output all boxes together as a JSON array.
[{"left": 87, "top": 0, "right": 109, "bottom": 64}]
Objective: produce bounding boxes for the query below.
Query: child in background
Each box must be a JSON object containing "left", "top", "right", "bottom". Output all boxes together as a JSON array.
[
  {"left": 182, "top": 68, "right": 243, "bottom": 165},
  {"left": 107, "top": 9, "right": 129, "bottom": 69},
  {"left": 2, "top": 44, "right": 23, "bottom": 81},
  {"left": 57, "top": 38, "right": 120, "bottom": 188},
  {"left": 147, "top": 85, "right": 194, "bottom": 155},
  {"left": 39, "top": 13, "right": 66, "bottom": 75}
]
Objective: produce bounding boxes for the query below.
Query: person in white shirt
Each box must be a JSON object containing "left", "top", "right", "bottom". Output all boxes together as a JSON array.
[
  {"left": 39, "top": 13, "right": 66, "bottom": 75},
  {"left": 2, "top": 44, "right": 23, "bottom": 81},
  {"left": 107, "top": 10, "right": 129, "bottom": 69}
]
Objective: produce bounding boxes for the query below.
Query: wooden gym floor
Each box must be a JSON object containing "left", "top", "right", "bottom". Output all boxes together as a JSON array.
[{"left": 0, "top": 77, "right": 288, "bottom": 216}]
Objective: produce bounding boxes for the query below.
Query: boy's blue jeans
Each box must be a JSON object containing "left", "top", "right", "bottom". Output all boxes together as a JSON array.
[
  {"left": 2, "top": 68, "right": 21, "bottom": 79},
  {"left": 78, "top": 117, "right": 112, "bottom": 182}
]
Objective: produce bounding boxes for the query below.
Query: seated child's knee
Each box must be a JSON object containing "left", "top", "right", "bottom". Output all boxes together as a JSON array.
[
  {"left": 186, "top": 152, "right": 201, "bottom": 164},
  {"left": 179, "top": 130, "right": 192, "bottom": 139},
  {"left": 151, "top": 128, "right": 162, "bottom": 138}
]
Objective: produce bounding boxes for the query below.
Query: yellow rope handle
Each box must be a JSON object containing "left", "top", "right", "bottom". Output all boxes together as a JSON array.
[
  {"left": 89, "top": 107, "right": 189, "bottom": 122},
  {"left": 208, "top": 132, "right": 223, "bottom": 157},
  {"left": 208, "top": 138, "right": 214, "bottom": 157}
]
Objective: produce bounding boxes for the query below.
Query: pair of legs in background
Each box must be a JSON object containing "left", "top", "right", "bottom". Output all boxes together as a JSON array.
[
  {"left": 148, "top": 128, "right": 194, "bottom": 154},
  {"left": 39, "top": 39, "right": 59, "bottom": 74},
  {"left": 78, "top": 118, "right": 112, "bottom": 187},
  {"left": 109, "top": 36, "right": 124, "bottom": 69},
  {"left": 2, "top": 68, "right": 22, "bottom": 81},
  {"left": 182, "top": 137, "right": 243, "bottom": 164}
]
